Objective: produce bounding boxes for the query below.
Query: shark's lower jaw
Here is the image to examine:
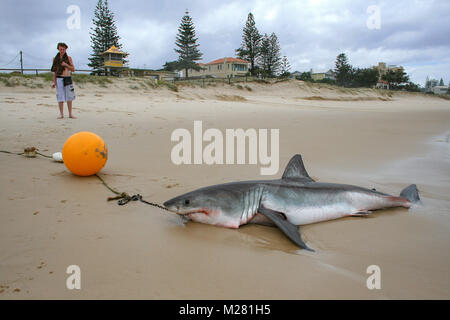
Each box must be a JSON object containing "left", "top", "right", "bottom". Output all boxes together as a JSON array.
[
  {"left": 171, "top": 208, "right": 212, "bottom": 216},
  {"left": 187, "top": 209, "right": 211, "bottom": 216},
  {"left": 179, "top": 209, "right": 241, "bottom": 229}
]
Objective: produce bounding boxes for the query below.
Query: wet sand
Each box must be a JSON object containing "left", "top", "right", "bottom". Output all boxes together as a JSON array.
[{"left": 0, "top": 79, "right": 449, "bottom": 299}]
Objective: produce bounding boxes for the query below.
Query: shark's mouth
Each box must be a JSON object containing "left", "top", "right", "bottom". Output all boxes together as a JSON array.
[
  {"left": 172, "top": 208, "right": 212, "bottom": 216},
  {"left": 186, "top": 209, "right": 210, "bottom": 216}
]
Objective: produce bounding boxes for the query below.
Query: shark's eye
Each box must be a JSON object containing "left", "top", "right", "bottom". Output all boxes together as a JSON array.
[{"left": 184, "top": 199, "right": 190, "bottom": 205}]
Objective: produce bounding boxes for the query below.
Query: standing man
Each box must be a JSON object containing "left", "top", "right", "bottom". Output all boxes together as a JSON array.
[{"left": 51, "top": 42, "right": 76, "bottom": 119}]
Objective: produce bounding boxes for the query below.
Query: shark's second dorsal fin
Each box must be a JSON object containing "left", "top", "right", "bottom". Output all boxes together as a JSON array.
[{"left": 282, "top": 154, "right": 315, "bottom": 182}]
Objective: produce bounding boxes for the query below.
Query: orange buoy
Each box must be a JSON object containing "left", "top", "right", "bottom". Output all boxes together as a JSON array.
[{"left": 62, "top": 131, "right": 108, "bottom": 176}]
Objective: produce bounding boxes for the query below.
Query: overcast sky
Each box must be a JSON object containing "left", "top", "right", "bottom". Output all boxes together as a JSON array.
[{"left": 1, "top": 0, "right": 449, "bottom": 85}]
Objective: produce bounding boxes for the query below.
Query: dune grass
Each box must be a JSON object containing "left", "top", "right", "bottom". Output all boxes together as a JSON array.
[{"left": 0, "top": 72, "right": 114, "bottom": 87}]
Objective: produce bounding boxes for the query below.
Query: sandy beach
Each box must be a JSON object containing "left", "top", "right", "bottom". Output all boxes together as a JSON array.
[{"left": 0, "top": 77, "right": 449, "bottom": 299}]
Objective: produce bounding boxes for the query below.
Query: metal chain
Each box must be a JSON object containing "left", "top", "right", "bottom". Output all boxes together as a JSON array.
[{"left": 116, "top": 193, "right": 169, "bottom": 211}]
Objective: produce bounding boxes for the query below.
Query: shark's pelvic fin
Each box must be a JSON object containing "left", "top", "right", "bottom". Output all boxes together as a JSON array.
[
  {"left": 281, "top": 154, "right": 315, "bottom": 183},
  {"left": 258, "top": 206, "right": 314, "bottom": 252}
]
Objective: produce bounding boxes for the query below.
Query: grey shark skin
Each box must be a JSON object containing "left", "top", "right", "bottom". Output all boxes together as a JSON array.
[{"left": 164, "top": 155, "right": 420, "bottom": 251}]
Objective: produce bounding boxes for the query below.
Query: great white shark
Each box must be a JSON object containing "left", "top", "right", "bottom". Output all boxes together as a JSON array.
[{"left": 164, "top": 154, "right": 420, "bottom": 251}]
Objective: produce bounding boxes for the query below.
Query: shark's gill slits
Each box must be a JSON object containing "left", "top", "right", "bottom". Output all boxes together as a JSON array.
[
  {"left": 246, "top": 189, "right": 254, "bottom": 222},
  {"left": 253, "top": 187, "right": 261, "bottom": 215},
  {"left": 240, "top": 191, "right": 247, "bottom": 224},
  {"left": 243, "top": 190, "right": 250, "bottom": 223},
  {"left": 240, "top": 187, "right": 263, "bottom": 224}
]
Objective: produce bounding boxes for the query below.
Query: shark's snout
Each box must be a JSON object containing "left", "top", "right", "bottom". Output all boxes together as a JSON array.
[
  {"left": 163, "top": 197, "right": 194, "bottom": 215},
  {"left": 163, "top": 199, "right": 180, "bottom": 213},
  {"left": 162, "top": 200, "right": 172, "bottom": 208}
]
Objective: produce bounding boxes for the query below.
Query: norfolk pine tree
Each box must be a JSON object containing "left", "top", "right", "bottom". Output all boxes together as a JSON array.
[
  {"left": 258, "top": 33, "right": 281, "bottom": 78},
  {"left": 268, "top": 33, "right": 282, "bottom": 76},
  {"left": 236, "top": 13, "right": 262, "bottom": 76},
  {"left": 280, "top": 56, "right": 291, "bottom": 78},
  {"left": 334, "top": 53, "right": 352, "bottom": 87},
  {"left": 175, "top": 10, "right": 203, "bottom": 78}
]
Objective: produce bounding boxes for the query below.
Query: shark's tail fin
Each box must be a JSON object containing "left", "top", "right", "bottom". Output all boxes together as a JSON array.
[{"left": 400, "top": 184, "right": 421, "bottom": 204}]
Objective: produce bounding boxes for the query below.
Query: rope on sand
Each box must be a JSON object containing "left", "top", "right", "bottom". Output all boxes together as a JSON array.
[
  {"left": 0, "top": 147, "right": 51, "bottom": 158},
  {"left": 0, "top": 148, "right": 169, "bottom": 211},
  {"left": 0, "top": 150, "right": 24, "bottom": 156},
  {"left": 93, "top": 173, "right": 169, "bottom": 210}
]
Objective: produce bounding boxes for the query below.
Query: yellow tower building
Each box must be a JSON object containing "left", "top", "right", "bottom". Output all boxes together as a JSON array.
[{"left": 101, "top": 45, "right": 128, "bottom": 75}]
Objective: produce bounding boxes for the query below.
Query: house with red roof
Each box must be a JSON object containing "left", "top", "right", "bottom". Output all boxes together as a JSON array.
[
  {"left": 376, "top": 79, "right": 389, "bottom": 90},
  {"left": 184, "top": 57, "right": 249, "bottom": 78}
]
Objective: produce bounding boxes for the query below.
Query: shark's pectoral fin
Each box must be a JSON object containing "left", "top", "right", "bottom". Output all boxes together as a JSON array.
[{"left": 258, "top": 207, "right": 314, "bottom": 252}]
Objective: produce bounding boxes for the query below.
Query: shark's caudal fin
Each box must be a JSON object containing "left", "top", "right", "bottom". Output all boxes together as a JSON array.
[
  {"left": 258, "top": 206, "right": 314, "bottom": 252},
  {"left": 281, "top": 154, "right": 315, "bottom": 183},
  {"left": 400, "top": 184, "right": 421, "bottom": 204}
]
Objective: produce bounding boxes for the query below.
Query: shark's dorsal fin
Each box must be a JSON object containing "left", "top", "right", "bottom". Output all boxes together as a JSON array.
[{"left": 282, "top": 154, "right": 315, "bottom": 182}]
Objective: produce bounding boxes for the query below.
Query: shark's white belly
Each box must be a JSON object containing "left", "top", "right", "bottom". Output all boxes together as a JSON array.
[
  {"left": 284, "top": 203, "right": 353, "bottom": 225},
  {"left": 262, "top": 189, "right": 393, "bottom": 225}
]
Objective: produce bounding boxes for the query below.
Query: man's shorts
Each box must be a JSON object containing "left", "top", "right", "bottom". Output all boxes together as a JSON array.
[{"left": 56, "top": 77, "right": 75, "bottom": 102}]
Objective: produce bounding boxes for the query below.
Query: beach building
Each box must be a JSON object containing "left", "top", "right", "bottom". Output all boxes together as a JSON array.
[
  {"left": 101, "top": 45, "right": 128, "bottom": 75},
  {"left": 183, "top": 57, "right": 249, "bottom": 78},
  {"left": 373, "top": 62, "right": 404, "bottom": 80},
  {"left": 376, "top": 79, "right": 389, "bottom": 90},
  {"left": 311, "top": 69, "right": 336, "bottom": 81},
  {"left": 425, "top": 77, "right": 439, "bottom": 92},
  {"left": 431, "top": 86, "right": 449, "bottom": 95}
]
